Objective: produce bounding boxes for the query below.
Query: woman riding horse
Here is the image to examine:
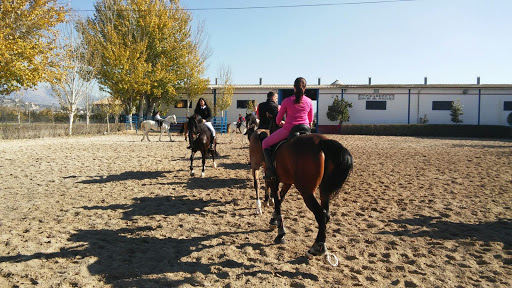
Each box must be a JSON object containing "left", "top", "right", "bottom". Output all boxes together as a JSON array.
[
  {"left": 264, "top": 77, "right": 353, "bottom": 261},
  {"left": 262, "top": 77, "right": 313, "bottom": 180},
  {"left": 193, "top": 98, "right": 216, "bottom": 151}
]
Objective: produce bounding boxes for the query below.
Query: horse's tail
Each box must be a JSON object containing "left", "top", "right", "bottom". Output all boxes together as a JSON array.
[{"left": 319, "top": 139, "right": 353, "bottom": 200}]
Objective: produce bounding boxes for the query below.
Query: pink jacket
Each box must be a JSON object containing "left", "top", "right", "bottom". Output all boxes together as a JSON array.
[{"left": 276, "top": 96, "right": 313, "bottom": 131}]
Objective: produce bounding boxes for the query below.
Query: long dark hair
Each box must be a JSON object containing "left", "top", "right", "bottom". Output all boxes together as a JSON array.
[
  {"left": 194, "top": 97, "right": 208, "bottom": 112},
  {"left": 293, "top": 77, "right": 307, "bottom": 104}
]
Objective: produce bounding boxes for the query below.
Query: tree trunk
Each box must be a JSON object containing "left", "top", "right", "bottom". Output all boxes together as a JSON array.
[
  {"left": 106, "top": 113, "right": 110, "bottom": 133},
  {"left": 68, "top": 112, "right": 75, "bottom": 136},
  {"left": 138, "top": 96, "right": 144, "bottom": 121}
]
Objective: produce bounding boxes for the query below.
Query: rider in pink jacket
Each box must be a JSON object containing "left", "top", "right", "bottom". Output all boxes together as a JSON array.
[{"left": 262, "top": 77, "right": 313, "bottom": 180}]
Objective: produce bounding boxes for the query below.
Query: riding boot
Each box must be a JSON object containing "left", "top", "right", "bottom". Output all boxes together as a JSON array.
[
  {"left": 263, "top": 148, "right": 275, "bottom": 180},
  {"left": 209, "top": 135, "right": 215, "bottom": 151}
]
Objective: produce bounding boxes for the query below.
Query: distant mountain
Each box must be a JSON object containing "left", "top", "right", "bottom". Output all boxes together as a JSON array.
[{"left": 7, "top": 86, "right": 59, "bottom": 106}]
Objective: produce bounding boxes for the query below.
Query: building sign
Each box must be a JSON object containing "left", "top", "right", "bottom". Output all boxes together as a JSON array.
[{"left": 358, "top": 94, "right": 395, "bottom": 100}]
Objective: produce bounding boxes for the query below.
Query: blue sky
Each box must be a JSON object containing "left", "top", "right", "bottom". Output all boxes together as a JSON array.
[
  {"left": 68, "top": 0, "right": 511, "bottom": 86},
  {"left": 55, "top": 1, "right": 506, "bottom": 86}
]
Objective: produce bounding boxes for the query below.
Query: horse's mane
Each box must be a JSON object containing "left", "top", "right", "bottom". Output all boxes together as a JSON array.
[{"left": 188, "top": 114, "right": 210, "bottom": 136}]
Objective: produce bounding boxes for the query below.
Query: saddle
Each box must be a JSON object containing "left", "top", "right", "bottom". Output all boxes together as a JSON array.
[{"left": 271, "top": 124, "right": 311, "bottom": 154}]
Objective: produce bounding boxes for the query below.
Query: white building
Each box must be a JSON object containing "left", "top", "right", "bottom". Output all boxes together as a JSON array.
[{"left": 168, "top": 82, "right": 512, "bottom": 133}]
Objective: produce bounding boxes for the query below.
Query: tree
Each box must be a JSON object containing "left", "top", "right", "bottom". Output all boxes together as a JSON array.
[
  {"left": 179, "top": 21, "right": 211, "bottom": 114},
  {"left": 326, "top": 95, "right": 353, "bottom": 126},
  {"left": 450, "top": 98, "right": 464, "bottom": 124},
  {"left": 419, "top": 114, "right": 429, "bottom": 124},
  {"left": 246, "top": 100, "right": 256, "bottom": 115},
  {"left": 98, "top": 95, "right": 123, "bottom": 133},
  {"left": 0, "top": 0, "right": 67, "bottom": 95},
  {"left": 82, "top": 0, "right": 202, "bottom": 128},
  {"left": 215, "top": 65, "right": 234, "bottom": 117},
  {"left": 50, "top": 17, "right": 97, "bottom": 135}
]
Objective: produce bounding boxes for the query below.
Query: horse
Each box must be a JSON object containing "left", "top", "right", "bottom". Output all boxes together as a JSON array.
[
  {"left": 140, "top": 115, "right": 177, "bottom": 142},
  {"left": 246, "top": 126, "right": 273, "bottom": 214},
  {"left": 187, "top": 114, "right": 218, "bottom": 177},
  {"left": 180, "top": 121, "right": 188, "bottom": 141},
  {"left": 266, "top": 117, "right": 353, "bottom": 261},
  {"left": 245, "top": 113, "right": 258, "bottom": 134}
]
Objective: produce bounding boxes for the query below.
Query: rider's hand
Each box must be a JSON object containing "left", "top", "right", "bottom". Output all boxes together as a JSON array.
[{"left": 279, "top": 121, "right": 285, "bottom": 127}]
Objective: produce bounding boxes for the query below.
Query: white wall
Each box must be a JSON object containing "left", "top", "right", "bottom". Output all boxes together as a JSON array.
[
  {"left": 479, "top": 88, "right": 512, "bottom": 126},
  {"left": 164, "top": 85, "right": 512, "bottom": 127}
]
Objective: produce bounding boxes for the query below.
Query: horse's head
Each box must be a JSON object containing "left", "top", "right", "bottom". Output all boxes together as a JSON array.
[
  {"left": 245, "top": 113, "right": 257, "bottom": 130},
  {"left": 166, "top": 115, "right": 177, "bottom": 124},
  {"left": 187, "top": 114, "right": 203, "bottom": 144}
]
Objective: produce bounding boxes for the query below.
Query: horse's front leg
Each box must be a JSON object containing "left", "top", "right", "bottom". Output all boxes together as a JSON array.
[
  {"left": 201, "top": 152, "right": 206, "bottom": 177},
  {"left": 211, "top": 138, "right": 217, "bottom": 168},
  {"left": 189, "top": 151, "right": 196, "bottom": 176},
  {"left": 269, "top": 180, "right": 286, "bottom": 244},
  {"left": 252, "top": 168, "right": 262, "bottom": 214}
]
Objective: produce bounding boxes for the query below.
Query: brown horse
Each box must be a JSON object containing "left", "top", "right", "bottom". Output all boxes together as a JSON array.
[
  {"left": 267, "top": 119, "right": 353, "bottom": 260},
  {"left": 246, "top": 126, "right": 273, "bottom": 214},
  {"left": 182, "top": 121, "right": 188, "bottom": 141},
  {"left": 187, "top": 114, "right": 217, "bottom": 177}
]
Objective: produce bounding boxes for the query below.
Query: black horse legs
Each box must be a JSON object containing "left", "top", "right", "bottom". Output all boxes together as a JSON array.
[
  {"left": 189, "top": 152, "right": 195, "bottom": 176},
  {"left": 302, "top": 193, "right": 329, "bottom": 245}
]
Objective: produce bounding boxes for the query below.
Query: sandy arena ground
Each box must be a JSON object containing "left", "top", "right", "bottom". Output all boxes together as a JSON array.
[{"left": 0, "top": 131, "right": 511, "bottom": 287}]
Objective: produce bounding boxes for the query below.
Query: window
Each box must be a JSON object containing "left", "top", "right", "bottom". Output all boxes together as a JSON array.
[
  {"left": 174, "top": 100, "right": 188, "bottom": 108},
  {"left": 366, "top": 101, "right": 386, "bottom": 110},
  {"left": 504, "top": 101, "right": 512, "bottom": 111},
  {"left": 237, "top": 100, "right": 255, "bottom": 109},
  {"left": 432, "top": 101, "right": 452, "bottom": 110}
]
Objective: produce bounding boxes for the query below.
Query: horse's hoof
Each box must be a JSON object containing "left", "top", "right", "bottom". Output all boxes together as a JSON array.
[
  {"left": 305, "top": 242, "right": 327, "bottom": 259},
  {"left": 201, "top": 172, "right": 205, "bottom": 177},
  {"left": 213, "top": 162, "right": 217, "bottom": 168},
  {"left": 274, "top": 234, "right": 286, "bottom": 244},
  {"left": 190, "top": 171, "right": 195, "bottom": 177}
]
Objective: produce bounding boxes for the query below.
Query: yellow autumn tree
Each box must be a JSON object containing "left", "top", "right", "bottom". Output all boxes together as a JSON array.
[
  {"left": 82, "top": 0, "right": 201, "bottom": 126},
  {"left": 0, "top": 0, "right": 68, "bottom": 95},
  {"left": 215, "top": 65, "right": 234, "bottom": 117}
]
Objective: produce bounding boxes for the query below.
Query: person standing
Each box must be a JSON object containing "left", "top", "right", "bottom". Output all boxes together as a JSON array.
[
  {"left": 194, "top": 97, "right": 216, "bottom": 150},
  {"left": 262, "top": 78, "right": 313, "bottom": 180},
  {"left": 236, "top": 114, "right": 245, "bottom": 133}
]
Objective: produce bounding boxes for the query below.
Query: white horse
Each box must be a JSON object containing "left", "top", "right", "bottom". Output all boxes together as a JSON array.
[{"left": 140, "top": 115, "right": 177, "bottom": 142}]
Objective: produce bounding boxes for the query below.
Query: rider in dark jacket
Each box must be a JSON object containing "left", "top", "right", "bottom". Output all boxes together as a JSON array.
[
  {"left": 257, "top": 91, "right": 279, "bottom": 130},
  {"left": 194, "top": 97, "right": 216, "bottom": 150}
]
